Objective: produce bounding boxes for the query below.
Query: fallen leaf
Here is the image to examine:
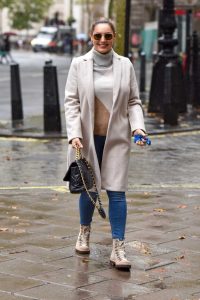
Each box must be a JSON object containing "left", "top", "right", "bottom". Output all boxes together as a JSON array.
[
  {"left": 5, "top": 156, "right": 12, "bottom": 161},
  {"left": 129, "top": 241, "right": 151, "bottom": 255},
  {"left": 153, "top": 208, "right": 166, "bottom": 213},
  {"left": 175, "top": 255, "right": 185, "bottom": 260},
  {"left": 0, "top": 227, "right": 9, "bottom": 232},
  {"left": 178, "top": 205, "right": 187, "bottom": 209},
  {"left": 9, "top": 250, "right": 28, "bottom": 254},
  {"left": 52, "top": 197, "right": 58, "bottom": 201},
  {"left": 82, "top": 258, "right": 90, "bottom": 263},
  {"left": 151, "top": 267, "right": 166, "bottom": 273},
  {"left": 179, "top": 235, "right": 186, "bottom": 240},
  {"left": 194, "top": 206, "right": 200, "bottom": 210},
  {"left": 17, "top": 222, "right": 30, "bottom": 226},
  {"left": 14, "top": 229, "right": 26, "bottom": 233}
]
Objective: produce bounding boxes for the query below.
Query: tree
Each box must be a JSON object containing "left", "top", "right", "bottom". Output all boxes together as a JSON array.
[
  {"left": 111, "top": 0, "right": 126, "bottom": 55},
  {"left": 8, "top": 0, "right": 53, "bottom": 30},
  {"left": 0, "top": 0, "right": 14, "bottom": 9},
  {"left": 76, "top": 0, "right": 105, "bottom": 33}
]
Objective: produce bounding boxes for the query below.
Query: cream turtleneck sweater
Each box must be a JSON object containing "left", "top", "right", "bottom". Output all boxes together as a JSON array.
[{"left": 93, "top": 49, "right": 113, "bottom": 136}]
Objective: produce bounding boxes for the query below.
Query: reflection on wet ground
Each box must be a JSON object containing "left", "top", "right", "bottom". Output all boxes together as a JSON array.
[
  {"left": 0, "top": 133, "right": 200, "bottom": 299},
  {"left": 0, "top": 132, "right": 200, "bottom": 188}
]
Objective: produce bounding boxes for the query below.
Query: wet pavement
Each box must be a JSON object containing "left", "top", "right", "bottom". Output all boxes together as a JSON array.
[
  {"left": 0, "top": 50, "right": 200, "bottom": 299},
  {"left": 0, "top": 132, "right": 200, "bottom": 300}
]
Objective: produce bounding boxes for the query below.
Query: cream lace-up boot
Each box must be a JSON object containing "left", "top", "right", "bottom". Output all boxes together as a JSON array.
[
  {"left": 75, "top": 225, "right": 91, "bottom": 254},
  {"left": 110, "top": 239, "right": 131, "bottom": 270}
]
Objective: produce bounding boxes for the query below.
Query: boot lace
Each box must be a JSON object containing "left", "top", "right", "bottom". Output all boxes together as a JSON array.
[
  {"left": 78, "top": 226, "right": 90, "bottom": 246},
  {"left": 115, "top": 240, "right": 127, "bottom": 261}
]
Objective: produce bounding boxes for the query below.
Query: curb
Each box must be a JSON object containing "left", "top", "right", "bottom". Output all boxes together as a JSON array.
[{"left": 0, "top": 127, "right": 200, "bottom": 140}]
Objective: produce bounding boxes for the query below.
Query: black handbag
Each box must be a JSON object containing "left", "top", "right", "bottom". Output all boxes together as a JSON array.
[
  {"left": 63, "top": 148, "right": 106, "bottom": 219},
  {"left": 63, "top": 159, "right": 93, "bottom": 193}
]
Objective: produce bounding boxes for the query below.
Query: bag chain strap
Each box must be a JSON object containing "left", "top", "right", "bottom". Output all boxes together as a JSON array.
[{"left": 75, "top": 148, "right": 104, "bottom": 214}]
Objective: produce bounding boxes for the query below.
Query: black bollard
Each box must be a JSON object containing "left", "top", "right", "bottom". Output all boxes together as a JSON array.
[
  {"left": 148, "top": 0, "right": 187, "bottom": 122},
  {"left": 124, "top": 0, "right": 131, "bottom": 58},
  {"left": 10, "top": 63, "right": 23, "bottom": 128},
  {"left": 185, "top": 36, "right": 192, "bottom": 104},
  {"left": 140, "top": 52, "right": 146, "bottom": 93},
  {"left": 43, "top": 60, "right": 61, "bottom": 132},
  {"left": 192, "top": 31, "right": 200, "bottom": 108},
  {"left": 163, "top": 62, "right": 178, "bottom": 125},
  {"left": 185, "top": 9, "right": 192, "bottom": 105}
]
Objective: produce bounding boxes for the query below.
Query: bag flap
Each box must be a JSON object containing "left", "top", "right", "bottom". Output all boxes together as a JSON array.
[{"left": 63, "top": 161, "right": 77, "bottom": 182}]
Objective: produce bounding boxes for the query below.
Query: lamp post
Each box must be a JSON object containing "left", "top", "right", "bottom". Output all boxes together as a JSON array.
[
  {"left": 124, "top": 0, "right": 131, "bottom": 57},
  {"left": 148, "top": 0, "right": 187, "bottom": 125}
]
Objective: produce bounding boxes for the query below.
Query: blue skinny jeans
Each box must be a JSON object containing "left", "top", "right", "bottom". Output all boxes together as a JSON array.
[{"left": 79, "top": 135, "right": 127, "bottom": 240}]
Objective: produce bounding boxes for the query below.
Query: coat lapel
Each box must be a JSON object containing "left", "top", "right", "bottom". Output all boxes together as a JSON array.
[
  {"left": 82, "top": 51, "right": 94, "bottom": 128},
  {"left": 113, "top": 52, "right": 122, "bottom": 104}
]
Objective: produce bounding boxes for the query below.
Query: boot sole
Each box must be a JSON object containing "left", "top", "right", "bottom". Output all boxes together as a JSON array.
[
  {"left": 75, "top": 248, "right": 90, "bottom": 254},
  {"left": 110, "top": 260, "right": 131, "bottom": 270}
]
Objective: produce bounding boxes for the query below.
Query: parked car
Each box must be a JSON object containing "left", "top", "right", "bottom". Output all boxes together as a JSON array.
[{"left": 30, "top": 26, "right": 75, "bottom": 53}]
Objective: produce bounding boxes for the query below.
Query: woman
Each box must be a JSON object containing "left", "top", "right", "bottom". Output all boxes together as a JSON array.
[{"left": 64, "top": 18, "right": 147, "bottom": 270}]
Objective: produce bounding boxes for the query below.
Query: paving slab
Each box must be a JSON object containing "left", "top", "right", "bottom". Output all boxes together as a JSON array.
[
  {"left": 1, "top": 244, "right": 74, "bottom": 263},
  {"left": 32, "top": 268, "right": 107, "bottom": 289},
  {"left": 79, "top": 279, "right": 157, "bottom": 298},
  {"left": 45, "top": 255, "right": 109, "bottom": 273},
  {"left": 131, "top": 289, "right": 200, "bottom": 300},
  {"left": 0, "top": 273, "right": 43, "bottom": 293},
  {"left": 0, "top": 132, "right": 200, "bottom": 299},
  {"left": 0, "top": 291, "right": 36, "bottom": 300},
  {"left": 15, "top": 283, "right": 96, "bottom": 300},
  {"left": 93, "top": 267, "right": 163, "bottom": 285},
  {"left": 0, "top": 258, "right": 61, "bottom": 277}
]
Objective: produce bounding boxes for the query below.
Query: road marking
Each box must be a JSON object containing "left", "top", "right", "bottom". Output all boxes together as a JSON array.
[
  {"left": 151, "top": 130, "right": 200, "bottom": 138},
  {"left": 0, "top": 137, "right": 49, "bottom": 142},
  {"left": 0, "top": 185, "right": 69, "bottom": 193},
  {"left": 128, "top": 183, "right": 200, "bottom": 190},
  {"left": 0, "top": 183, "right": 199, "bottom": 192},
  {"left": 0, "top": 130, "right": 200, "bottom": 143}
]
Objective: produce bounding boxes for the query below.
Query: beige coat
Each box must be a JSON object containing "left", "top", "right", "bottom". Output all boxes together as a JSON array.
[{"left": 64, "top": 49, "right": 145, "bottom": 192}]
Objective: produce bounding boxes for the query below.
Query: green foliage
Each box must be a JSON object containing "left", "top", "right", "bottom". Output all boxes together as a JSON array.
[
  {"left": 8, "top": 0, "right": 53, "bottom": 30},
  {"left": 67, "top": 16, "right": 76, "bottom": 26},
  {"left": 113, "top": 0, "right": 125, "bottom": 55},
  {"left": 0, "top": 0, "right": 14, "bottom": 9}
]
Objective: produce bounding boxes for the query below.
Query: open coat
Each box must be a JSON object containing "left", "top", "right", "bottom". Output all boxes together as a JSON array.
[{"left": 64, "top": 48, "right": 145, "bottom": 192}]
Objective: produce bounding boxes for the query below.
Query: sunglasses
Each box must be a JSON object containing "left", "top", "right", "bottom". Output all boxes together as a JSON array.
[{"left": 93, "top": 33, "right": 113, "bottom": 40}]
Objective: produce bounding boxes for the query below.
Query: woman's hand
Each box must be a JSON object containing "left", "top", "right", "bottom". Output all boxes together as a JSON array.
[
  {"left": 133, "top": 129, "right": 147, "bottom": 146},
  {"left": 71, "top": 138, "right": 83, "bottom": 149}
]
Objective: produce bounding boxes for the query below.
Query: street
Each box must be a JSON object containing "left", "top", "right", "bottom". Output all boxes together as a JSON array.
[
  {"left": 0, "top": 131, "right": 200, "bottom": 299},
  {"left": 0, "top": 49, "right": 200, "bottom": 299},
  {"left": 0, "top": 49, "right": 152, "bottom": 135},
  {"left": 0, "top": 50, "right": 71, "bottom": 128}
]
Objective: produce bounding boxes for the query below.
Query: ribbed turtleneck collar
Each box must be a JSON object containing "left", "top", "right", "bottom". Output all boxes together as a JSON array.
[{"left": 93, "top": 48, "right": 113, "bottom": 67}]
